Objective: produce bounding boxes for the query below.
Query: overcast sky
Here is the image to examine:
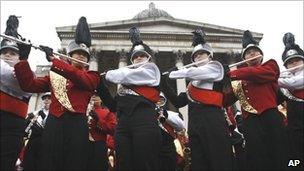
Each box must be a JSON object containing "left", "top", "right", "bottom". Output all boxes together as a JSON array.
[{"left": 1, "top": 1, "right": 303, "bottom": 70}]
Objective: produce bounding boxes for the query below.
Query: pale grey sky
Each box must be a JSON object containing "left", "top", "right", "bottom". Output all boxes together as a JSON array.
[{"left": 1, "top": 1, "right": 303, "bottom": 70}]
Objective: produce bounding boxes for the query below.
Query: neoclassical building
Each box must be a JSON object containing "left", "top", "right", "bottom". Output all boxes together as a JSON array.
[{"left": 29, "top": 3, "right": 262, "bottom": 128}]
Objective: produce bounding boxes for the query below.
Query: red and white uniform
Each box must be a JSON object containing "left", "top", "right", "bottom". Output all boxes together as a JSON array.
[
  {"left": 0, "top": 59, "right": 31, "bottom": 118},
  {"left": 278, "top": 67, "right": 304, "bottom": 164},
  {"left": 14, "top": 59, "right": 100, "bottom": 117},
  {"left": 106, "top": 62, "right": 160, "bottom": 86},
  {"left": 279, "top": 69, "right": 304, "bottom": 100},
  {"left": 106, "top": 62, "right": 160, "bottom": 103},
  {"left": 225, "top": 59, "right": 280, "bottom": 118},
  {"left": 169, "top": 60, "right": 224, "bottom": 107},
  {"left": 105, "top": 62, "right": 161, "bottom": 171}
]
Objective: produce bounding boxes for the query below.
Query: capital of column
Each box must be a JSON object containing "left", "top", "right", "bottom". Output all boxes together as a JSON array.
[
  {"left": 226, "top": 49, "right": 241, "bottom": 64},
  {"left": 58, "top": 48, "right": 67, "bottom": 55},
  {"left": 150, "top": 49, "right": 159, "bottom": 63},
  {"left": 116, "top": 48, "right": 128, "bottom": 63},
  {"left": 88, "top": 48, "right": 99, "bottom": 71},
  {"left": 173, "top": 49, "right": 186, "bottom": 64},
  {"left": 90, "top": 48, "right": 98, "bottom": 61}
]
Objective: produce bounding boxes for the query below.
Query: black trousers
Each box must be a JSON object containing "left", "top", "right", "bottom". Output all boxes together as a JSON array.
[
  {"left": 115, "top": 105, "right": 161, "bottom": 171},
  {"left": 0, "top": 111, "right": 25, "bottom": 171},
  {"left": 188, "top": 103, "right": 233, "bottom": 171},
  {"left": 232, "top": 142, "right": 246, "bottom": 171},
  {"left": 286, "top": 101, "right": 304, "bottom": 170},
  {"left": 242, "top": 108, "right": 288, "bottom": 170},
  {"left": 22, "top": 134, "right": 43, "bottom": 171},
  {"left": 39, "top": 112, "right": 89, "bottom": 170},
  {"left": 159, "top": 129, "right": 177, "bottom": 171},
  {"left": 87, "top": 140, "right": 109, "bottom": 171}
]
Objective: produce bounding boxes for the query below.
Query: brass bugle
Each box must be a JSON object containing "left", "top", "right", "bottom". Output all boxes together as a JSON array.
[
  {"left": 228, "top": 55, "right": 263, "bottom": 68},
  {"left": 0, "top": 34, "right": 89, "bottom": 66},
  {"left": 280, "top": 64, "right": 304, "bottom": 74},
  {"left": 100, "top": 57, "right": 150, "bottom": 76},
  {"left": 162, "top": 54, "right": 211, "bottom": 76}
]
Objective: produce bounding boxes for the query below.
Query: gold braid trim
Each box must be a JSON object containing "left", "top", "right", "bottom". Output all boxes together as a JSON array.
[
  {"left": 231, "top": 80, "right": 257, "bottom": 114},
  {"left": 49, "top": 71, "right": 75, "bottom": 112}
]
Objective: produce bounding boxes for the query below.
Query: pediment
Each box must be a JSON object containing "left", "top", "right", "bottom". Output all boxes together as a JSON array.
[{"left": 56, "top": 17, "right": 262, "bottom": 39}]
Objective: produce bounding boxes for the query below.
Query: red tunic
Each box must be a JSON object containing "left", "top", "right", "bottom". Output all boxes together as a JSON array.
[
  {"left": 0, "top": 91, "right": 29, "bottom": 118},
  {"left": 14, "top": 59, "right": 100, "bottom": 117},
  {"left": 89, "top": 106, "right": 117, "bottom": 141},
  {"left": 224, "top": 59, "right": 280, "bottom": 118}
]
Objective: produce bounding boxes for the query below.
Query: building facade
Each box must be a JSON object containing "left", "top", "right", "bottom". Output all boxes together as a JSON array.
[{"left": 29, "top": 3, "right": 263, "bottom": 128}]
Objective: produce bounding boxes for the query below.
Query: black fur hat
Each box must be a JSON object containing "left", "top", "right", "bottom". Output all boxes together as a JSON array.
[
  {"left": 282, "top": 32, "right": 304, "bottom": 66},
  {"left": 241, "top": 30, "right": 263, "bottom": 59}
]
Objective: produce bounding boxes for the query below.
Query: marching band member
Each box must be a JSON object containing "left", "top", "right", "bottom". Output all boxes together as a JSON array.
[
  {"left": 22, "top": 92, "right": 51, "bottom": 171},
  {"left": 224, "top": 30, "right": 288, "bottom": 170},
  {"left": 14, "top": 17, "right": 100, "bottom": 170},
  {"left": 278, "top": 32, "right": 304, "bottom": 168},
  {"left": 156, "top": 92, "right": 186, "bottom": 171},
  {"left": 103, "top": 27, "right": 161, "bottom": 170},
  {"left": 164, "top": 28, "right": 233, "bottom": 170},
  {"left": 87, "top": 95, "right": 117, "bottom": 171},
  {"left": 0, "top": 15, "right": 32, "bottom": 171}
]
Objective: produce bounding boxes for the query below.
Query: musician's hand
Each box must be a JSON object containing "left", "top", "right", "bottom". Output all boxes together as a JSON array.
[
  {"left": 160, "top": 75, "right": 168, "bottom": 90},
  {"left": 169, "top": 66, "right": 178, "bottom": 72},
  {"left": 12, "top": 70, "right": 16, "bottom": 78},
  {"left": 98, "top": 77, "right": 109, "bottom": 93},
  {"left": 235, "top": 113, "right": 243, "bottom": 127},
  {"left": 231, "top": 130, "right": 244, "bottom": 146},
  {"left": 162, "top": 66, "right": 178, "bottom": 75},
  {"left": 39, "top": 45, "right": 54, "bottom": 62},
  {"left": 17, "top": 43, "right": 31, "bottom": 60},
  {"left": 280, "top": 71, "right": 292, "bottom": 78}
]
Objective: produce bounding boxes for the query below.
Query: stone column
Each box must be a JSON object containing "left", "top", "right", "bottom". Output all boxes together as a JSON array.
[
  {"left": 27, "top": 94, "right": 39, "bottom": 113},
  {"left": 116, "top": 49, "right": 128, "bottom": 90},
  {"left": 27, "top": 65, "right": 52, "bottom": 114},
  {"left": 173, "top": 49, "right": 189, "bottom": 130},
  {"left": 89, "top": 49, "right": 98, "bottom": 71},
  {"left": 117, "top": 49, "right": 128, "bottom": 68}
]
